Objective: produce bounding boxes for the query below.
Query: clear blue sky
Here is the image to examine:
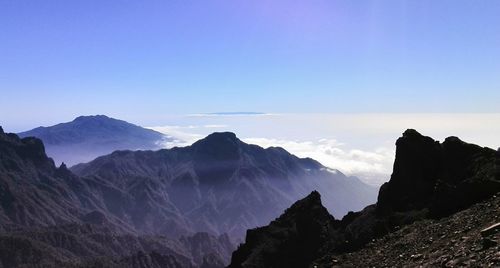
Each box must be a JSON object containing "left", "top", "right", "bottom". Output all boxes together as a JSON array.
[{"left": 1, "top": 1, "right": 499, "bottom": 130}]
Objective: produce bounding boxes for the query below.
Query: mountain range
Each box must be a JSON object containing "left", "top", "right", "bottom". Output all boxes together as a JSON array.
[
  {"left": 5, "top": 117, "right": 497, "bottom": 268},
  {"left": 0, "top": 126, "right": 232, "bottom": 267},
  {"left": 70, "top": 131, "right": 376, "bottom": 238},
  {"left": 0, "top": 119, "right": 376, "bottom": 267},
  {"left": 18, "top": 115, "right": 173, "bottom": 166}
]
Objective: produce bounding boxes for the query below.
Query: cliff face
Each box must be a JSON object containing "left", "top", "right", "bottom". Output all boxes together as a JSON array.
[
  {"left": 377, "top": 129, "right": 499, "bottom": 217},
  {"left": 229, "top": 129, "right": 500, "bottom": 268}
]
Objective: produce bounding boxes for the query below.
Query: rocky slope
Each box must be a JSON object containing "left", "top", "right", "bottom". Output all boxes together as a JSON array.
[
  {"left": 0, "top": 224, "right": 233, "bottom": 268},
  {"left": 314, "top": 194, "right": 500, "bottom": 267},
  {"left": 18, "top": 115, "right": 173, "bottom": 165},
  {"left": 229, "top": 129, "right": 500, "bottom": 268},
  {"left": 71, "top": 132, "right": 376, "bottom": 238}
]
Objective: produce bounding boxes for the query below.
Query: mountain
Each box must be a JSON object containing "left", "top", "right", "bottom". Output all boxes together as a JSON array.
[
  {"left": 71, "top": 132, "right": 377, "bottom": 238},
  {"left": 0, "top": 126, "right": 375, "bottom": 267},
  {"left": 229, "top": 129, "right": 500, "bottom": 267},
  {"left": 18, "top": 115, "right": 173, "bottom": 166},
  {"left": 230, "top": 191, "right": 338, "bottom": 268},
  {"left": 0, "top": 126, "right": 233, "bottom": 267}
]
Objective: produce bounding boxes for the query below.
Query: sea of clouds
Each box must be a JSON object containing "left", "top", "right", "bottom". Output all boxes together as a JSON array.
[{"left": 149, "top": 113, "right": 500, "bottom": 186}]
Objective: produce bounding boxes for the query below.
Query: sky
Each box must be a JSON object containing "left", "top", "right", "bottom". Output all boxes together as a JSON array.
[
  {"left": 1, "top": 0, "right": 500, "bottom": 130},
  {"left": 1, "top": 1, "right": 499, "bottom": 185}
]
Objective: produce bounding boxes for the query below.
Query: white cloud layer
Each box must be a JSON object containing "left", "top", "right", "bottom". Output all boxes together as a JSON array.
[
  {"left": 149, "top": 113, "right": 500, "bottom": 186},
  {"left": 243, "top": 137, "right": 394, "bottom": 186}
]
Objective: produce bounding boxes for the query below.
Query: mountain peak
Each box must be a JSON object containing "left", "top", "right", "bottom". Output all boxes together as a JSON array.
[
  {"left": 202, "top": 132, "right": 238, "bottom": 142},
  {"left": 18, "top": 116, "right": 171, "bottom": 165},
  {"left": 402, "top": 128, "right": 423, "bottom": 138},
  {"left": 287, "top": 190, "right": 322, "bottom": 210},
  {"left": 279, "top": 190, "right": 331, "bottom": 222},
  {"left": 191, "top": 132, "right": 242, "bottom": 160},
  {"left": 229, "top": 191, "right": 336, "bottom": 268},
  {"left": 192, "top": 132, "right": 241, "bottom": 149},
  {"left": 73, "top": 114, "right": 111, "bottom": 122}
]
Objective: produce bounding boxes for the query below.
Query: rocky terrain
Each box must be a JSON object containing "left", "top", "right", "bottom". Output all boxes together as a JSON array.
[
  {"left": 0, "top": 224, "right": 232, "bottom": 268},
  {"left": 314, "top": 194, "right": 500, "bottom": 267},
  {"left": 229, "top": 129, "right": 500, "bottom": 268},
  {"left": 18, "top": 115, "right": 173, "bottom": 165}
]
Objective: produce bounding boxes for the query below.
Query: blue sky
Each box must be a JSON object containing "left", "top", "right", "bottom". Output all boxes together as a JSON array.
[{"left": 1, "top": 1, "right": 500, "bottom": 130}]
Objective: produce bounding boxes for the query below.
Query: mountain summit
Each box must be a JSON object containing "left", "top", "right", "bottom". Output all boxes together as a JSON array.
[
  {"left": 71, "top": 131, "right": 377, "bottom": 238},
  {"left": 18, "top": 115, "right": 173, "bottom": 165}
]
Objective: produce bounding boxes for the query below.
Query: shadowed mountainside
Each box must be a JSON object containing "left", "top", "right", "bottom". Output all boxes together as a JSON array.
[
  {"left": 0, "top": 126, "right": 232, "bottom": 267},
  {"left": 0, "top": 126, "right": 375, "bottom": 267},
  {"left": 229, "top": 129, "right": 500, "bottom": 268},
  {"left": 18, "top": 115, "right": 173, "bottom": 166},
  {"left": 71, "top": 132, "right": 377, "bottom": 239}
]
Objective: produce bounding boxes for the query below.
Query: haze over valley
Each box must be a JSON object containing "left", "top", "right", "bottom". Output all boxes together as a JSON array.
[{"left": 1, "top": 1, "right": 499, "bottom": 267}]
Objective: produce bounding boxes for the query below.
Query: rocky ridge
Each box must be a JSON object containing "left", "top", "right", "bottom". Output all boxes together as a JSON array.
[{"left": 229, "top": 129, "right": 500, "bottom": 267}]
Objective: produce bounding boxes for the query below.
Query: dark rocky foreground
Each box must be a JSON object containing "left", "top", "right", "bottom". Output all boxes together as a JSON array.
[
  {"left": 314, "top": 193, "right": 500, "bottom": 267},
  {"left": 229, "top": 129, "right": 500, "bottom": 268}
]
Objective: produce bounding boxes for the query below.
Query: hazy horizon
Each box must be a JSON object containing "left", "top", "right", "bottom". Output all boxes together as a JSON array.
[{"left": 4, "top": 112, "right": 499, "bottom": 187}]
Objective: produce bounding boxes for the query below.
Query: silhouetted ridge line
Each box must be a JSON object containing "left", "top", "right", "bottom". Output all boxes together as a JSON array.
[{"left": 229, "top": 129, "right": 500, "bottom": 268}]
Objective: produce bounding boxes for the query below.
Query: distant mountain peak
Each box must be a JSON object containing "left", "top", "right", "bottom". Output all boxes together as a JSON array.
[
  {"left": 192, "top": 132, "right": 243, "bottom": 160},
  {"left": 191, "top": 132, "right": 242, "bottom": 148},
  {"left": 18, "top": 115, "right": 173, "bottom": 165},
  {"left": 73, "top": 114, "right": 112, "bottom": 122},
  {"left": 198, "top": 132, "right": 239, "bottom": 143}
]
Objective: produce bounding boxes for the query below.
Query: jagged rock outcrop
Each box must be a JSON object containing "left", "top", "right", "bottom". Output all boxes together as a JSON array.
[
  {"left": 229, "top": 191, "right": 338, "bottom": 268},
  {"left": 229, "top": 129, "right": 500, "bottom": 267},
  {"left": 377, "top": 129, "right": 499, "bottom": 217},
  {"left": 17, "top": 115, "right": 174, "bottom": 165}
]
